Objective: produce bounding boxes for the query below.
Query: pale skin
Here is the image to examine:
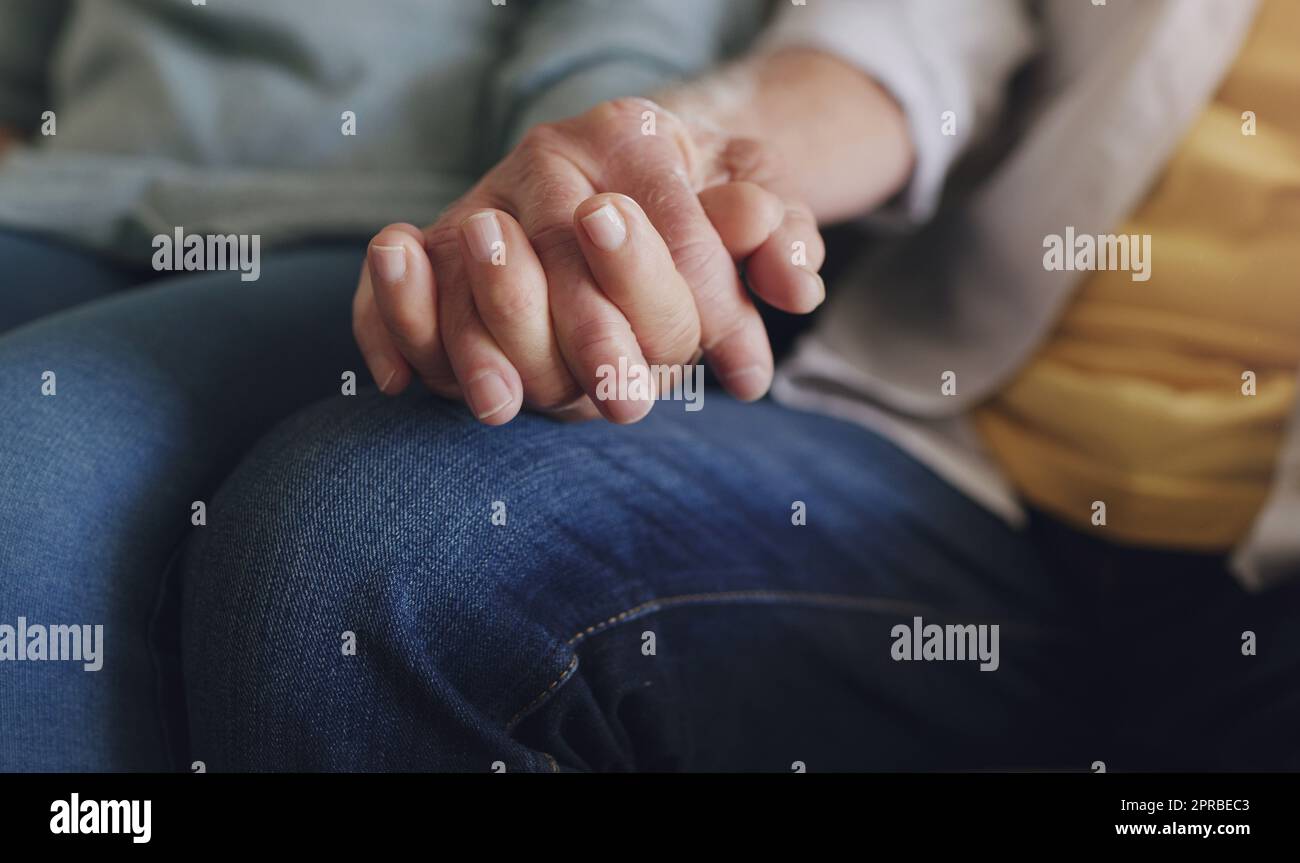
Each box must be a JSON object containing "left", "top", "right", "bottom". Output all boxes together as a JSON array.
[{"left": 354, "top": 48, "right": 915, "bottom": 425}]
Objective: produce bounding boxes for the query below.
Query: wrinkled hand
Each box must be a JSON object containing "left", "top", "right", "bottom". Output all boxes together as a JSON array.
[{"left": 352, "top": 97, "right": 825, "bottom": 425}]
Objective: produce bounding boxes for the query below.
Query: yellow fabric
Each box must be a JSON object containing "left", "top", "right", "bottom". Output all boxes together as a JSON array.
[{"left": 974, "top": 0, "right": 1300, "bottom": 550}]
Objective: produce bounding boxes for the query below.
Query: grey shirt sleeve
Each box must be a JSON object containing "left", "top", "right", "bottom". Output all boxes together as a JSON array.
[
  {"left": 0, "top": 0, "right": 69, "bottom": 132},
  {"left": 757, "top": 0, "right": 1038, "bottom": 225},
  {"left": 491, "top": 0, "right": 770, "bottom": 154}
]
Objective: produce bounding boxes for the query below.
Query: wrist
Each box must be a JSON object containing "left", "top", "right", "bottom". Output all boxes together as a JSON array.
[{"left": 658, "top": 49, "right": 915, "bottom": 223}]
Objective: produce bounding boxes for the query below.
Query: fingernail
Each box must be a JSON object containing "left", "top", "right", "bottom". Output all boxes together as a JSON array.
[
  {"left": 370, "top": 243, "right": 406, "bottom": 283},
  {"left": 462, "top": 212, "right": 504, "bottom": 264},
  {"left": 467, "top": 371, "right": 513, "bottom": 420},
  {"left": 581, "top": 203, "right": 627, "bottom": 251},
  {"left": 807, "top": 272, "right": 827, "bottom": 307},
  {"left": 370, "top": 357, "right": 397, "bottom": 393}
]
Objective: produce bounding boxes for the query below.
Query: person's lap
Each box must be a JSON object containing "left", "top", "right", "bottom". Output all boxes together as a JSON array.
[
  {"left": 178, "top": 361, "right": 1300, "bottom": 773},
  {"left": 0, "top": 232, "right": 364, "bottom": 769},
  {"left": 0, "top": 232, "right": 146, "bottom": 333},
  {"left": 2, "top": 231, "right": 1295, "bottom": 773},
  {"left": 180, "top": 390, "right": 1091, "bottom": 772}
]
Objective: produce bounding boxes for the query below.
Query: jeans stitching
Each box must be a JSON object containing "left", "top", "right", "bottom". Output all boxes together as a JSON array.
[
  {"left": 505, "top": 588, "right": 1070, "bottom": 766},
  {"left": 507, "top": 654, "right": 579, "bottom": 733},
  {"left": 505, "top": 589, "right": 950, "bottom": 738},
  {"left": 564, "top": 590, "right": 935, "bottom": 648}
]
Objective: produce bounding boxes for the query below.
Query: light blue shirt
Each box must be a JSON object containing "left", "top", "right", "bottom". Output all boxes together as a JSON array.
[{"left": 0, "top": 0, "right": 766, "bottom": 262}]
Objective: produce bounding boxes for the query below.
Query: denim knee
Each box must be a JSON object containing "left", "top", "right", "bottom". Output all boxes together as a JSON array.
[{"left": 180, "top": 392, "right": 581, "bottom": 771}]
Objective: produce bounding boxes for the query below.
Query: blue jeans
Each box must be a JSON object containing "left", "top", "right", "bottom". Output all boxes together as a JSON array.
[
  {"left": 180, "top": 389, "right": 1300, "bottom": 772},
  {"left": 0, "top": 232, "right": 366, "bottom": 770},
  {"left": 2, "top": 232, "right": 1297, "bottom": 771}
]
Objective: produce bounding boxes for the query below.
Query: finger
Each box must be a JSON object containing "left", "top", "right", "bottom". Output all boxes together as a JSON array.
[
  {"left": 352, "top": 267, "right": 414, "bottom": 395},
  {"left": 698, "top": 181, "right": 786, "bottom": 260},
  {"left": 426, "top": 220, "right": 525, "bottom": 425},
  {"left": 742, "top": 198, "right": 827, "bottom": 315},
  {"left": 459, "top": 209, "right": 584, "bottom": 411},
  {"left": 574, "top": 193, "right": 700, "bottom": 366},
  {"left": 368, "top": 224, "right": 458, "bottom": 394},
  {"left": 616, "top": 161, "right": 774, "bottom": 402},
  {"left": 703, "top": 142, "right": 827, "bottom": 314},
  {"left": 514, "top": 163, "right": 657, "bottom": 425}
]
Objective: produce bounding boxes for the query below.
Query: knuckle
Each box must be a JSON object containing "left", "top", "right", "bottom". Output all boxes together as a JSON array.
[
  {"left": 670, "top": 236, "right": 737, "bottom": 302},
  {"left": 424, "top": 222, "right": 462, "bottom": 269},
  {"left": 567, "top": 316, "right": 635, "bottom": 367},
  {"left": 513, "top": 123, "right": 571, "bottom": 161},
  {"left": 671, "top": 233, "right": 727, "bottom": 274},
  {"left": 701, "top": 308, "right": 755, "bottom": 354},
  {"left": 638, "top": 303, "right": 701, "bottom": 364},
  {"left": 366, "top": 272, "right": 434, "bottom": 346},
  {"left": 523, "top": 374, "right": 586, "bottom": 413},
  {"left": 722, "top": 137, "right": 786, "bottom": 186},
  {"left": 527, "top": 220, "right": 584, "bottom": 268},
  {"left": 586, "top": 96, "right": 657, "bottom": 131},
  {"left": 633, "top": 175, "right": 693, "bottom": 235},
  {"left": 384, "top": 304, "right": 432, "bottom": 346},
  {"left": 476, "top": 274, "right": 541, "bottom": 322},
  {"left": 577, "top": 98, "right": 684, "bottom": 160}
]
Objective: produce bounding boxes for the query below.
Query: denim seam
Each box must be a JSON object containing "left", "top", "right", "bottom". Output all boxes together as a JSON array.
[
  {"left": 504, "top": 587, "right": 1074, "bottom": 768},
  {"left": 564, "top": 590, "right": 936, "bottom": 648},
  {"left": 504, "top": 589, "right": 945, "bottom": 738},
  {"left": 507, "top": 654, "right": 579, "bottom": 734}
]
